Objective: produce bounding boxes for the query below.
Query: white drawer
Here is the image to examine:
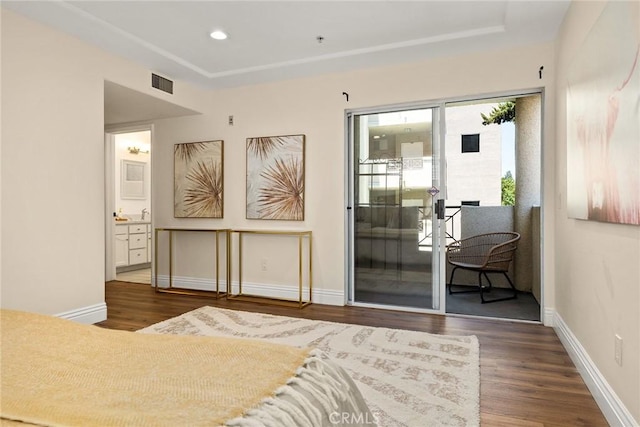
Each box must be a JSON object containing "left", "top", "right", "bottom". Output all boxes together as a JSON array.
[
  {"left": 115, "top": 225, "right": 128, "bottom": 235},
  {"left": 129, "top": 233, "right": 147, "bottom": 249},
  {"left": 129, "top": 224, "right": 147, "bottom": 234},
  {"left": 129, "top": 248, "right": 147, "bottom": 265}
]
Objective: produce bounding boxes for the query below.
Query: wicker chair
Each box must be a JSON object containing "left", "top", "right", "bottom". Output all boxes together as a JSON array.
[{"left": 446, "top": 232, "right": 520, "bottom": 303}]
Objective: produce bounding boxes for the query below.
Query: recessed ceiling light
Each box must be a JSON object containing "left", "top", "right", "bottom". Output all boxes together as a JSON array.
[{"left": 210, "top": 30, "right": 228, "bottom": 40}]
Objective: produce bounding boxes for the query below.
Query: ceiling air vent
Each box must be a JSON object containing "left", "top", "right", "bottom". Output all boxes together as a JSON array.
[{"left": 151, "top": 73, "right": 173, "bottom": 94}]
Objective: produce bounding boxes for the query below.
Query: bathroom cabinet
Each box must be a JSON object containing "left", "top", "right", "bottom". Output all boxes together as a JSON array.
[
  {"left": 115, "top": 222, "right": 151, "bottom": 268},
  {"left": 115, "top": 225, "right": 129, "bottom": 267}
]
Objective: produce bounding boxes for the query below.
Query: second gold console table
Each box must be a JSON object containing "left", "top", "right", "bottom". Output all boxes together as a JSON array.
[
  {"left": 228, "top": 230, "right": 312, "bottom": 308},
  {"left": 154, "top": 228, "right": 229, "bottom": 298}
]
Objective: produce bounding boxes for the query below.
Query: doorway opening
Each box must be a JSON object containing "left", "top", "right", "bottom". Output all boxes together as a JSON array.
[
  {"left": 105, "top": 127, "right": 152, "bottom": 285},
  {"left": 443, "top": 95, "right": 541, "bottom": 321}
]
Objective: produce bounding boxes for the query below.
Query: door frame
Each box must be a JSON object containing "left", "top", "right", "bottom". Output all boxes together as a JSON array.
[
  {"left": 104, "top": 123, "right": 154, "bottom": 282},
  {"left": 344, "top": 88, "right": 545, "bottom": 321}
]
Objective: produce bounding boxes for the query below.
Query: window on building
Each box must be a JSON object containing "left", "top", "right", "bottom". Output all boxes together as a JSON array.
[
  {"left": 461, "top": 134, "right": 480, "bottom": 153},
  {"left": 461, "top": 200, "right": 480, "bottom": 206}
]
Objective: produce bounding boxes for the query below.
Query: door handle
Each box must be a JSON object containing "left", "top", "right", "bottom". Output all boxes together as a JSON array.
[{"left": 435, "top": 199, "right": 445, "bottom": 220}]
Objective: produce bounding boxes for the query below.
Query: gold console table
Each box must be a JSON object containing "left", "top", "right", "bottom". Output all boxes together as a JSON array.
[
  {"left": 154, "top": 228, "right": 229, "bottom": 298},
  {"left": 228, "top": 230, "right": 312, "bottom": 308}
]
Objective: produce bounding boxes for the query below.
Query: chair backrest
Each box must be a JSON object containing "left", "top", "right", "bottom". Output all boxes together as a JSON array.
[{"left": 447, "top": 232, "right": 520, "bottom": 271}]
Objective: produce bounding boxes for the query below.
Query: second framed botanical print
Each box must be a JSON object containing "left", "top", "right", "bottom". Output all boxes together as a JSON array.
[
  {"left": 174, "top": 140, "right": 223, "bottom": 218},
  {"left": 246, "top": 134, "right": 305, "bottom": 220}
]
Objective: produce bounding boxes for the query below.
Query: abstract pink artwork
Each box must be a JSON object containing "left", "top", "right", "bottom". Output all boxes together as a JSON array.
[{"left": 566, "top": 1, "right": 640, "bottom": 225}]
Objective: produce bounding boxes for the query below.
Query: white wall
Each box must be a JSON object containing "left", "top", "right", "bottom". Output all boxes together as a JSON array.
[
  {"left": 0, "top": 9, "right": 204, "bottom": 319},
  {"left": 554, "top": 1, "right": 640, "bottom": 423},
  {"left": 0, "top": 6, "right": 4, "bottom": 306},
  {"left": 1, "top": 8, "right": 103, "bottom": 317},
  {"left": 151, "top": 42, "right": 557, "bottom": 308}
]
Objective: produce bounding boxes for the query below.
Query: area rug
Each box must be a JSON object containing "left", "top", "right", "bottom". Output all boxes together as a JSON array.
[{"left": 139, "top": 306, "right": 480, "bottom": 427}]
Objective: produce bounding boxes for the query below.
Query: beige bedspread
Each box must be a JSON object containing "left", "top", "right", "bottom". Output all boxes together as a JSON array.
[{"left": 0, "top": 309, "right": 375, "bottom": 426}]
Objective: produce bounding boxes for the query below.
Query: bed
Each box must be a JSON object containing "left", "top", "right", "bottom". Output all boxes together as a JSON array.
[{"left": 0, "top": 309, "right": 376, "bottom": 427}]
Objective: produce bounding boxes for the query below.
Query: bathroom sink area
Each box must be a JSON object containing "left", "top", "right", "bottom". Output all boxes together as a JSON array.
[{"left": 115, "top": 209, "right": 150, "bottom": 224}]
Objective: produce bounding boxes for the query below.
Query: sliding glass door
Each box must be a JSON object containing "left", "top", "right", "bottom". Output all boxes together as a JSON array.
[
  {"left": 347, "top": 107, "right": 442, "bottom": 311},
  {"left": 347, "top": 92, "right": 542, "bottom": 319}
]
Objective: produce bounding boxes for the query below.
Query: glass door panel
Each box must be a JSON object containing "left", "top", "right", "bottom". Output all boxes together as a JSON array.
[{"left": 350, "top": 108, "right": 438, "bottom": 310}]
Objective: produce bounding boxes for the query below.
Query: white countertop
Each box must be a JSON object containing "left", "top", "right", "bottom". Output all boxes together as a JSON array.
[{"left": 115, "top": 219, "right": 150, "bottom": 225}]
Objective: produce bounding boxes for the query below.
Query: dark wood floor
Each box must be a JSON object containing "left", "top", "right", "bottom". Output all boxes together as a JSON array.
[{"left": 98, "top": 281, "right": 608, "bottom": 427}]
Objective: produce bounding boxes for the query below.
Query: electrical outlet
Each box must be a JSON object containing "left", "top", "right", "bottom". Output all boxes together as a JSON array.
[
  {"left": 228, "top": 115, "right": 234, "bottom": 126},
  {"left": 261, "top": 258, "right": 267, "bottom": 272},
  {"left": 615, "top": 334, "right": 623, "bottom": 366}
]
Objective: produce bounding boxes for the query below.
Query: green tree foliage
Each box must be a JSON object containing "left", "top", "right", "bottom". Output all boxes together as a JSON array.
[
  {"left": 502, "top": 171, "right": 515, "bottom": 206},
  {"left": 481, "top": 101, "right": 516, "bottom": 125}
]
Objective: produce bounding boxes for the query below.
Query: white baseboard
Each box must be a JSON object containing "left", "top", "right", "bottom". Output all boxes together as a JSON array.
[
  {"left": 56, "top": 302, "right": 107, "bottom": 324},
  {"left": 154, "top": 275, "right": 345, "bottom": 306},
  {"left": 554, "top": 312, "right": 637, "bottom": 427}
]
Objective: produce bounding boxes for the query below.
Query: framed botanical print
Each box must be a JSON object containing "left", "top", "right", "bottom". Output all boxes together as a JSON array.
[
  {"left": 246, "top": 134, "right": 305, "bottom": 220},
  {"left": 174, "top": 140, "right": 223, "bottom": 218}
]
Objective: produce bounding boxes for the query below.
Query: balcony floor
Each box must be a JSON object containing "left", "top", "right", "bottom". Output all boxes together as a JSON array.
[{"left": 355, "top": 268, "right": 540, "bottom": 322}]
